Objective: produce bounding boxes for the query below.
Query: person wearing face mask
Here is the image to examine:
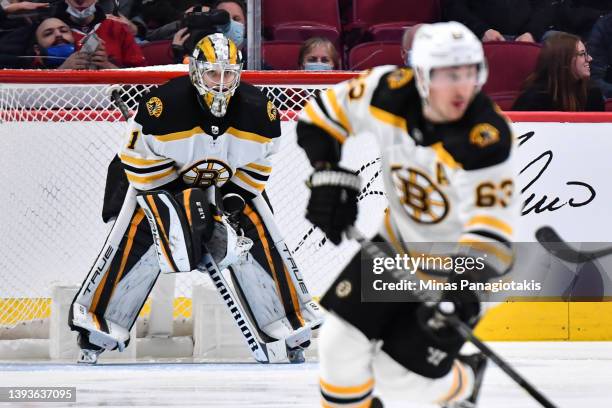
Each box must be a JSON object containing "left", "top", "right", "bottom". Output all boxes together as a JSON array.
[
  {"left": 30, "top": 17, "right": 90, "bottom": 69},
  {"left": 54, "top": 0, "right": 145, "bottom": 68},
  {"left": 0, "top": 1, "right": 53, "bottom": 68},
  {"left": 214, "top": 0, "right": 245, "bottom": 50},
  {"left": 298, "top": 37, "right": 339, "bottom": 71}
]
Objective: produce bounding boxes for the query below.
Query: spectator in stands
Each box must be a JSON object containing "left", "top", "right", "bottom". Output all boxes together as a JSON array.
[
  {"left": 298, "top": 37, "right": 339, "bottom": 70},
  {"left": 214, "top": 0, "right": 246, "bottom": 49},
  {"left": 557, "top": 1, "right": 612, "bottom": 38},
  {"left": 30, "top": 17, "right": 90, "bottom": 68},
  {"left": 512, "top": 32, "right": 604, "bottom": 111},
  {"left": 172, "top": 0, "right": 247, "bottom": 64},
  {"left": 55, "top": 0, "right": 145, "bottom": 67},
  {"left": 400, "top": 24, "right": 423, "bottom": 67},
  {"left": 443, "top": 0, "right": 557, "bottom": 42},
  {"left": 588, "top": 12, "right": 612, "bottom": 98},
  {"left": 119, "top": 0, "right": 214, "bottom": 42},
  {"left": 1, "top": 0, "right": 49, "bottom": 21},
  {"left": 0, "top": 0, "right": 52, "bottom": 68}
]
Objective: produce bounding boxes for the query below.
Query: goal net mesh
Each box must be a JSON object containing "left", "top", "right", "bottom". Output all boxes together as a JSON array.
[{"left": 0, "top": 69, "right": 385, "bottom": 334}]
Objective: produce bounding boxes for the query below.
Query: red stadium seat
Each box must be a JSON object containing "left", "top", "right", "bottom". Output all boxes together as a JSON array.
[
  {"left": 368, "top": 22, "right": 412, "bottom": 41},
  {"left": 490, "top": 92, "right": 520, "bottom": 111},
  {"left": 140, "top": 40, "right": 174, "bottom": 66},
  {"left": 482, "top": 41, "right": 541, "bottom": 97},
  {"left": 348, "top": 41, "right": 403, "bottom": 70},
  {"left": 271, "top": 24, "right": 341, "bottom": 53},
  {"left": 263, "top": 0, "right": 341, "bottom": 42},
  {"left": 351, "top": 0, "right": 440, "bottom": 30},
  {"left": 262, "top": 41, "right": 304, "bottom": 70}
]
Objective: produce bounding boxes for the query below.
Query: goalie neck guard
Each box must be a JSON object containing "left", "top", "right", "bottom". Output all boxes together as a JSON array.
[{"left": 189, "top": 33, "right": 243, "bottom": 118}]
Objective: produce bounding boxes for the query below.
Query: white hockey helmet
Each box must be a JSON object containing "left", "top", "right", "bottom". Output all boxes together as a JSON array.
[
  {"left": 411, "top": 22, "right": 488, "bottom": 99},
  {"left": 189, "top": 33, "right": 243, "bottom": 117}
]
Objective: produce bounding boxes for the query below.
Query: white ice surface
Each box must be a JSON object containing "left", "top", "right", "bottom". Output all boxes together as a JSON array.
[{"left": 0, "top": 342, "right": 610, "bottom": 407}]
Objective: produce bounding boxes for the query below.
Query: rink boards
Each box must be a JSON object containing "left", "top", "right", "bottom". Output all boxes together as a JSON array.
[{"left": 2, "top": 112, "right": 612, "bottom": 340}]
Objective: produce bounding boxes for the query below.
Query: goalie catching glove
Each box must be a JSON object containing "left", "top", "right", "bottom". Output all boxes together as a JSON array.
[{"left": 306, "top": 164, "right": 360, "bottom": 245}]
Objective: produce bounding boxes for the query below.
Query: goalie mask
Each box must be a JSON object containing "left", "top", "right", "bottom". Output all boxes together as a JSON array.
[
  {"left": 189, "top": 33, "right": 243, "bottom": 117},
  {"left": 411, "top": 22, "right": 488, "bottom": 101}
]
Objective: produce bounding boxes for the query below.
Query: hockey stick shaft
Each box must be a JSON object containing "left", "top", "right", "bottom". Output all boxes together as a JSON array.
[
  {"left": 110, "top": 87, "right": 131, "bottom": 121},
  {"left": 346, "top": 226, "right": 440, "bottom": 303},
  {"left": 536, "top": 226, "right": 612, "bottom": 263},
  {"left": 198, "top": 253, "right": 286, "bottom": 363},
  {"left": 445, "top": 315, "right": 557, "bottom": 408},
  {"left": 347, "top": 226, "right": 557, "bottom": 408}
]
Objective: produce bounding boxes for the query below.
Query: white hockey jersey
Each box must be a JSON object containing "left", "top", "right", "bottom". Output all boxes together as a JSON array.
[
  {"left": 119, "top": 76, "right": 280, "bottom": 199},
  {"left": 298, "top": 66, "right": 519, "bottom": 274}
]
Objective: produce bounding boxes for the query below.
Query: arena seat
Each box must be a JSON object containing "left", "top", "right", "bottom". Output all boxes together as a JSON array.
[
  {"left": 349, "top": 0, "right": 440, "bottom": 40},
  {"left": 263, "top": 0, "right": 341, "bottom": 48},
  {"left": 490, "top": 91, "right": 520, "bottom": 111},
  {"left": 483, "top": 41, "right": 541, "bottom": 96},
  {"left": 140, "top": 40, "right": 174, "bottom": 66},
  {"left": 348, "top": 41, "right": 403, "bottom": 70},
  {"left": 262, "top": 41, "right": 304, "bottom": 70}
]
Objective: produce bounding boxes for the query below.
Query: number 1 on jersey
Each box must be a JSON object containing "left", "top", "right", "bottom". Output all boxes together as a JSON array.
[{"left": 127, "top": 130, "right": 139, "bottom": 149}]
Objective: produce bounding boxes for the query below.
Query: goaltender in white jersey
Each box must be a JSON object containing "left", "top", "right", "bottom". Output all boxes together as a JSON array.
[
  {"left": 297, "top": 22, "right": 518, "bottom": 407},
  {"left": 69, "top": 33, "right": 322, "bottom": 365}
]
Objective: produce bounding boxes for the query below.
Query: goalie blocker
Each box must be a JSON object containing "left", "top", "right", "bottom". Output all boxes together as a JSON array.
[{"left": 69, "top": 186, "right": 323, "bottom": 363}]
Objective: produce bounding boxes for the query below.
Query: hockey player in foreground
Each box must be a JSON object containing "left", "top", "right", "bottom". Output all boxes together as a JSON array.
[
  {"left": 297, "top": 22, "right": 518, "bottom": 407},
  {"left": 69, "top": 33, "right": 322, "bottom": 364}
]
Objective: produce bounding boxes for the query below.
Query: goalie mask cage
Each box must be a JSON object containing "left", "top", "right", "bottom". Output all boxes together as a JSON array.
[{"left": 0, "top": 69, "right": 389, "bottom": 360}]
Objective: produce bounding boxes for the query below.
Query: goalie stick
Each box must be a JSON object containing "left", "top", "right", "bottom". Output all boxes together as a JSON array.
[
  {"left": 536, "top": 226, "right": 612, "bottom": 263},
  {"left": 196, "top": 251, "right": 289, "bottom": 363},
  {"left": 347, "top": 226, "right": 558, "bottom": 408},
  {"left": 109, "top": 86, "right": 131, "bottom": 120}
]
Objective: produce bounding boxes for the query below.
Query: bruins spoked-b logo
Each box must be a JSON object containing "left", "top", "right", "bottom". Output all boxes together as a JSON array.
[
  {"left": 181, "top": 159, "right": 233, "bottom": 188},
  {"left": 391, "top": 165, "right": 449, "bottom": 224},
  {"left": 335, "top": 280, "right": 352, "bottom": 298},
  {"left": 146, "top": 97, "right": 163, "bottom": 118}
]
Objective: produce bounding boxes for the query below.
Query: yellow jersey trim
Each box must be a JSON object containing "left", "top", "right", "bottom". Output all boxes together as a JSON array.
[
  {"left": 245, "top": 162, "right": 272, "bottom": 173},
  {"left": 304, "top": 103, "right": 347, "bottom": 144},
  {"left": 458, "top": 238, "right": 513, "bottom": 264},
  {"left": 119, "top": 153, "right": 171, "bottom": 167},
  {"left": 126, "top": 167, "right": 176, "bottom": 184},
  {"left": 235, "top": 171, "right": 265, "bottom": 191},
  {"left": 466, "top": 215, "right": 513, "bottom": 236},
  {"left": 154, "top": 126, "right": 205, "bottom": 142},
  {"left": 325, "top": 88, "right": 353, "bottom": 135},
  {"left": 319, "top": 378, "right": 374, "bottom": 395},
  {"left": 226, "top": 127, "right": 271, "bottom": 144},
  {"left": 369, "top": 105, "right": 407, "bottom": 130},
  {"left": 431, "top": 142, "right": 463, "bottom": 170}
]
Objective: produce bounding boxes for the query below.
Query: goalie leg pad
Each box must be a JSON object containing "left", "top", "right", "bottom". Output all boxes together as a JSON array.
[
  {"left": 229, "top": 260, "right": 310, "bottom": 346},
  {"left": 70, "top": 188, "right": 160, "bottom": 352},
  {"left": 239, "top": 203, "right": 306, "bottom": 331},
  {"left": 251, "top": 195, "right": 325, "bottom": 330},
  {"left": 136, "top": 189, "right": 214, "bottom": 273}
]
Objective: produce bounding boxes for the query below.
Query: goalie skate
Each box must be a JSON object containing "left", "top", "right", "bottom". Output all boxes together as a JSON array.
[
  {"left": 77, "top": 348, "right": 103, "bottom": 365},
  {"left": 71, "top": 303, "right": 130, "bottom": 352}
]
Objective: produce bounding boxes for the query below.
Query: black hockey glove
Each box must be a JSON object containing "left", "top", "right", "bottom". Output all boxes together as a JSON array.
[
  {"left": 306, "top": 164, "right": 360, "bottom": 245},
  {"left": 416, "top": 274, "right": 481, "bottom": 343}
]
